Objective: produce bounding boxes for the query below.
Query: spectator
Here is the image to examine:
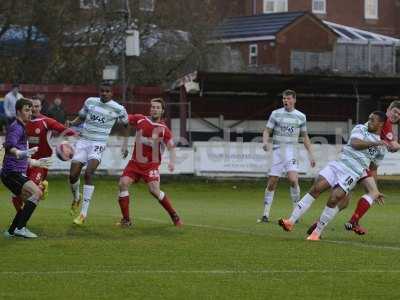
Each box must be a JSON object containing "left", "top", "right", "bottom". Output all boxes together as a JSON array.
[
  {"left": 0, "top": 97, "right": 7, "bottom": 133},
  {"left": 4, "top": 83, "right": 23, "bottom": 124},
  {"left": 47, "top": 97, "right": 66, "bottom": 124},
  {"left": 36, "top": 94, "right": 49, "bottom": 115}
]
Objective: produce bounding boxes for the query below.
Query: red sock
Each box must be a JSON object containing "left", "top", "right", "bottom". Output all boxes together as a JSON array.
[
  {"left": 12, "top": 196, "right": 23, "bottom": 211},
  {"left": 118, "top": 196, "right": 130, "bottom": 220},
  {"left": 350, "top": 197, "right": 371, "bottom": 224},
  {"left": 159, "top": 195, "right": 176, "bottom": 216}
]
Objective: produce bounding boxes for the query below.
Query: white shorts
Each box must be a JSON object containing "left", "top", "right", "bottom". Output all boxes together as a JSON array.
[
  {"left": 319, "top": 161, "right": 358, "bottom": 194},
  {"left": 269, "top": 145, "right": 299, "bottom": 177},
  {"left": 72, "top": 139, "right": 107, "bottom": 164}
]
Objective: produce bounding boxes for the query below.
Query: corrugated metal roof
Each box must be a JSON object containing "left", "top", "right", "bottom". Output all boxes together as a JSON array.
[{"left": 211, "top": 12, "right": 306, "bottom": 41}]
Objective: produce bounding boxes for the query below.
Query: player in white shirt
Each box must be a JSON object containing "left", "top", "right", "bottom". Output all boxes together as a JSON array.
[
  {"left": 67, "top": 82, "right": 129, "bottom": 225},
  {"left": 258, "top": 90, "right": 315, "bottom": 223},
  {"left": 278, "top": 111, "right": 387, "bottom": 240}
]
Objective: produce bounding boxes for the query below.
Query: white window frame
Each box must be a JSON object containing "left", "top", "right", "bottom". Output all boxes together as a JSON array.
[
  {"left": 139, "top": 0, "right": 155, "bottom": 12},
  {"left": 365, "top": 0, "right": 378, "bottom": 20},
  {"left": 80, "top": 0, "right": 106, "bottom": 9},
  {"left": 263, "top": 0, "right": 288, "bottom": 13},
  {"left": 249, "top": 44, "right": 258, "bottom": 66},
  {"left": 312, "top": 0, "right": 326, "bottom": 14}
]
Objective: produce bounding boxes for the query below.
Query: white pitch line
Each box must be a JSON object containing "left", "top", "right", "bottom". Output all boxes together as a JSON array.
[
  {"left": 139, "top": 217, "right": 400, "bottom": 252},
  {"left": 1, "top": 269, "right": 400, "bottom": 276}
]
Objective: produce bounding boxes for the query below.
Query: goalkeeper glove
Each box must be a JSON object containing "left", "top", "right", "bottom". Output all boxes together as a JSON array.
[
  {"left": 30, "top": 157, "right": 52, "bottom": 169},
  {"left": 16, "top": 147, "right": 38, "bottom": 159}
]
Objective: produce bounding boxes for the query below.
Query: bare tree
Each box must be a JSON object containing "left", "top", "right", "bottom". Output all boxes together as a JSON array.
[{"left": 0, "top": 0, "right": 241, "bottom": 85}]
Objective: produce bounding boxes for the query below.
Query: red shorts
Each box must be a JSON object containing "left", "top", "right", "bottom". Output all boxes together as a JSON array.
[
  {"left": 122, "top": 160, "right": 160, "bottom": 183},
  {"left": 27, "top": 166, "right": 48, "bottom": 185}
]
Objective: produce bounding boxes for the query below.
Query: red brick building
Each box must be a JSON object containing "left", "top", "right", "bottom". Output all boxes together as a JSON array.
[
  {"left": 235, "top": 0, "right": 400, "bottom": 37},
  {"left": 211, "top": 10, "right": 400, "bottom": 75}
]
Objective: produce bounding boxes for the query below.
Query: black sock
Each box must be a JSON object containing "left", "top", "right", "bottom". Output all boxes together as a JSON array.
[
  {"left": 16, "top": 201, "right": 37, "bottom": 230},
  {"left": 8, "top": 210, "right": 23, "bottom": 234}
]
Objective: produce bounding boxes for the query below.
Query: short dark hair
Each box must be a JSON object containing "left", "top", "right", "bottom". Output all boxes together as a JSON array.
[
  {"left": 150, "top": 97, "right": 166, "bottom": 110},
  {"left": 12, "top": 83, "right": 19, "bottom": 88},
  {"left": 371, "top": 111, "right": 387, "bottom": 123},
  {"left": 388, "top": 100, "right": 400, "bottom": 110},
  {"left": 100, "top": 81, "right": 113, "bottom": 88},
  {"left": 282, "top": 89, "right": 296, "bottom": 98},
  {"left": 31, "top": 95, "right": 41, "bottom": 102},
  {"left": 15, "top": 98, "right": 32, "bottom": 112}
]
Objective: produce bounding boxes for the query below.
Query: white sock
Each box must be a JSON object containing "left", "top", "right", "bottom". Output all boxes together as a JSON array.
[
  {"left": 289, "top": 193, "right": 316, "bottom": 224},
  {"left": 70, "top": 179, "right": 80, "bottom": 202},
  {"left": 80, "top": 185, "right": 95, "bottom": 218},
  {"left": 290, "top": 185, "right": 301, "bottom": 205},
  {"left": 362, "top": 194, "right": 374, "bottom": 205},
  {"left": 263, "top": 189, "right": 275, "bottom": 217},
  {"left": 314, "top": 206, "right": 339, "bottom": 236}
]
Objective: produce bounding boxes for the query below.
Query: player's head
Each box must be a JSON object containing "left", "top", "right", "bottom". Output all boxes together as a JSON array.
[
  {"left": 368, "top": 111, "right": 387, "bottom": 133},
  {"left": 282, "top": 89, "right": 296, "bottom": 111},
  {"left": 99, "top": 81, "right": 113, "bottom": 102},
  {"left": 387, "top": 100, "right": 400, "bottom": 124},
  {"left": 150, "top": 98, "right": 165, "bottom": 120},
  {"left": 31, "top": 96, "right": 42, "bottom": 117},
  {"left": 15, "top": 98, "right": 32, "bottom": 123}
]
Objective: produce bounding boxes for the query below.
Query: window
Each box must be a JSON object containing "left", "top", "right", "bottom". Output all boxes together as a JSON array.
[
  {"left": 139, "top": 0, "right": 155, "bottom": 12},
  {"left": 312, "top": 0, "right": 326, "bottom": 14},
  {"left": 263, "top": 0, "right": 288, "bottom": 13},
  {"left": 80, "top": 0, "right": 106, "bottom": 9},
  {"left": 365, "top": 0, "right": 378, "bottom": 19},
  {"left": 249, "top": 44, "right": 258, "bottom": 66}
]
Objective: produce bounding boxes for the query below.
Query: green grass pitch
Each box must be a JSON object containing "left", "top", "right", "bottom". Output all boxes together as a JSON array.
[{"left": 0, "top": 177, "right": 399, "bottom": 299}]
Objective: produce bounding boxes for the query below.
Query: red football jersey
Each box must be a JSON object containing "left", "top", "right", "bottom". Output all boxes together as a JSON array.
[
  {"left": 381, "top": 118, "right": 394, "bottom": 142},
  {"left": 129, "top": 114, "right": 173, "bottom": 168},
  {"left": 26, "top": 114, "right": 76, "bottom": 159}
]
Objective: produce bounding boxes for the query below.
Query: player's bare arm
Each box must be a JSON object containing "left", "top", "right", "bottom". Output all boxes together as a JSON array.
[
  {"left": 120, "top": 123, "right": 130, "bottom": 158},
  {"left": 66, "top": 115, "right": 84, "bottom": 127},
  {"left": 262, "top": 127, "right": 272, "bottom": 152},
  {"left": 387, "top": 140, "right": 400, "bottom": 152},
  {"left": 301, "top": 131, "right": 316, "bottom": 168},
  {"left": 167, "top": 141, "right": 176, "bottom": 172},
  {"left": 350, "top": 138, "right": 385, "bottom": 150}
]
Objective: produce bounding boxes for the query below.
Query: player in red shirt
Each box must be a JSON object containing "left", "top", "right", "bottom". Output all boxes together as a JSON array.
[
  {"left": 116, "top": 98, "right": 182, "bottom": 227},
  {"left": 344, "top": 100, "right": 400, "bottom": 234},
  {"left": 11, "top": 97, "right": 77, "bottom": 211}
]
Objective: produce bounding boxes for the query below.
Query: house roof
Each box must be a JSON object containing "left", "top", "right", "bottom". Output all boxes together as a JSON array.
[
  {"left": 210, "top": 11, "right": 400, "bottom": 45},
  {"left": 210, "top": 11, "right": 307, "bottom": 42}
]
